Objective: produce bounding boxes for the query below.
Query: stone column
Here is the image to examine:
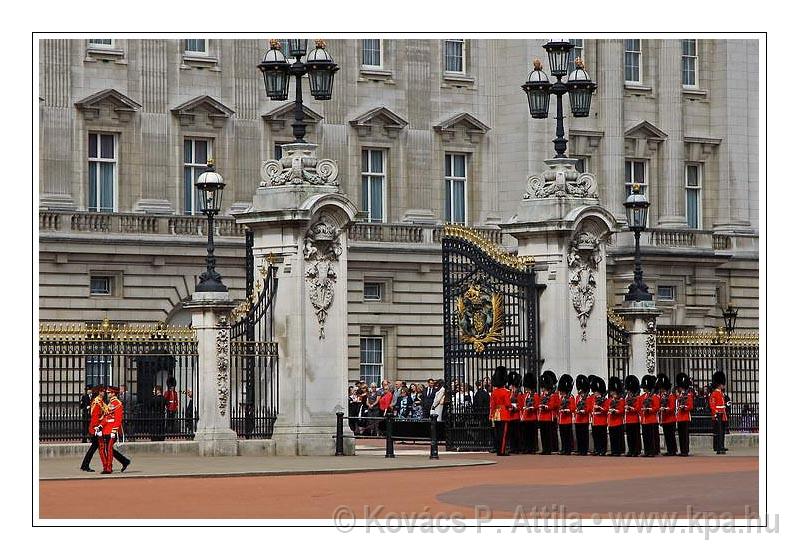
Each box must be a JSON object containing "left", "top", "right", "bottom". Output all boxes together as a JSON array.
[
  {"left": 185, "top": 291, "right": 238, "bottom": 456},
  {"left": 616, "top": 303, "right": 661, "bottom": 377},
  {"left": 235, "top": 143, "right": 359, "bottom": 455},
  {"left": 502, "top": 158, "right": 623, "bottom": 379},
  {"left": 597, "top": 39, "right": 626, "bottom": 222},
  {"left": 657, "top": 40, "right": 688, "bottom": 228}
]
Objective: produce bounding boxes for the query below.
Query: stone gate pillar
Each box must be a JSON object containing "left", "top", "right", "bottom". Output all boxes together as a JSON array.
[
  {"left": 617, "top": 304, "right": 661, "bottom": 378},
  {"left": 501, "top": 158, "right": 624, "bottom": 379},
  {"left": 235, "top": 143, "right": 358, "bottom": 455}
]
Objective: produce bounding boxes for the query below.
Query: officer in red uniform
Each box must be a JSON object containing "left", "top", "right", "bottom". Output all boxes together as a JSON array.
[
  {"left": 709, "top": 370, "right": 728, "bottom": 454},
  {"left": 164, "top": 376, "right": 179, "bottom": 434},
  {"left": 537, "top": 371, "right": 556, "bottom": 455},
  {"left": 519, "top": 372, "right": 539, "bottom": 454},
  {"left": 546, "top": 371, "right": 561, "bottom": 452},
  {"left": 624, "top": 375, "right": 643, "bottom": 457},
  {"left": 640, "top": 375, "right": 661, "bottom": 457},
  {"left": 607, "top": 377, "right": 626, "bottom": 456},
  {"left": 656, "top": 374, "right": 678, "bottom": 456},
  {"left": 507, "top": 371, "right": 522, "bottom": 454},
  {"left": 588, "top": 375, "right": 609, "bottom": 456},
  {"left": 80, "top": 385, "right": 106, "bottom": 472},
  {"left": 99, "top": 386, "right": 131, "bottom": 474},
  {"left": 573, "top": 375, "right": 591, "bottom": 455},
  {"left": 557, "top": 374, "right": 575, "bottom": 455},
  {"left": 489, "top": 366, "right": 511, "bottom": 456},
  {"left": 675, "top": 373, "right": 694, "bottom": 456}
]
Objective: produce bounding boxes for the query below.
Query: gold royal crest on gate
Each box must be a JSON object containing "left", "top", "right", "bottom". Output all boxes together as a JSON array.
[{"left": 456, "top": 283, "right": 504, "bottom": 353}]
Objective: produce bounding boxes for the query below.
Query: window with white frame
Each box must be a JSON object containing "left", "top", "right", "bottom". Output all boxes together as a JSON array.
[
  {"left": 444, "top": 39, "right": 465, "bottom": 73},
  {"left": 90, "top": 275, "right": 112, "bottom": 296},
  {"left": 624, "top": 39, "right": 642, "bottom": 83},
  {"left": 685, "top": 163, "right": 703, "bottom": 229},
  {"left": 88, "top": 133, "right": 117, "bottom": 213},
  {"left": 624, "top": 159, "right": 648, "bottom": 196},
  {"left": 361, "top": 149, "right": 386, "bottom": 223},
  {"left": 184, "top": 39, "right": 208, "bottom": 55},
  {"left": 361, "top": 39, "right": 382, "bottom": 68},
  {"left": 183, "top": 139, "right": 211, "bottom": 215},
  {"left": 657, "top": 286, "right": 676, "bottom": 301},
  {"left": 682, "top": 39, "right": 698, "bottom": 87},
  {"left": 88, "top": 39, "right": 114, "bottom": 48},
  {"left": 363, "top": 282, "right": 384, "bottom": 302},
  {"left": 360, "top": 337, "right": 384, "bottom": 387},
  {"left": 568, "top": 39, "right": 584, "bottom": 72},
  {"left": 445, "top": 153, "right": 467, "bottom": 224}
]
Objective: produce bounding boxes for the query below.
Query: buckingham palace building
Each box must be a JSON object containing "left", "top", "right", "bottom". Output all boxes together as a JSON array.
[{"left": 37, "top": 37, "right": 759, "bottom": 385}]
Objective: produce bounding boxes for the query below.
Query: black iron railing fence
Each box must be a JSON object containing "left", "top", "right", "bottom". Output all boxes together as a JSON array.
[
  {"left": 607, "top": 309, "right": 630, "bottom": 379},
  {"left": 657, "top": 329, "right": 759, "bottom": 434},
  {"left": 39, "top": 320, "right": 198, "bottom": 442}
]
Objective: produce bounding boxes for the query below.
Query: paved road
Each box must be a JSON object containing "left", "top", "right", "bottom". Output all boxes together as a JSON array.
[{"left": 39, "top": 453, "right": 757, "bottom": 520}]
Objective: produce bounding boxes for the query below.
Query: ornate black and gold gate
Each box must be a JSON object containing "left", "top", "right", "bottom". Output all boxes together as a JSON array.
[{"left": 441, "top": 225, "right": 541, "bottom": 451}]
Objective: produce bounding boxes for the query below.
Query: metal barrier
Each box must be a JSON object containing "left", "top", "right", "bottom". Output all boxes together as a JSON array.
[{"left": 334, "top": 414, "right": 443, "bottom": 459}]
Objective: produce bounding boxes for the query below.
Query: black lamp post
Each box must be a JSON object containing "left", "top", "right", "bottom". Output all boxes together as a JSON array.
[
  {"left": 195, "top": 161, "right": 227, "bottom": 292},
  {"left": 623, "top": 183, "right": 652, "bottom": 302},
  {"left": 258, "top": 39, "right": 339, "bottom": 143},
  {"left": 522, "top": 40, "right": 597, "bottom": 158},
  {"left": 722, "top": 305, "right": 738, "bottom": 335}
]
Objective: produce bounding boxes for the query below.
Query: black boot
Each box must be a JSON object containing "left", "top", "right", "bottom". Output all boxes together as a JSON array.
[
  {"left": 121, "top": 460, "right": 131, "bottom": 472},
  {"left": 80, "top": 466, "right": 95, "bottom": 472}
]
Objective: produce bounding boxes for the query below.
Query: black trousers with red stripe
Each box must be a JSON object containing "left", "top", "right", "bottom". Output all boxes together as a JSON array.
[
  {"left": 592, "top": 424, "right": 608, "bottom": 455},
  {"left": 519, "top": 421, "right": 538, "bottom": 454},
  {"left": 539, "top": 421, "right": 553, "bottom": 454},
  {"left": 661, "top": 422, "right": 678, "bottom": 455},
  {"left": 494, "top": 421, "right": 509, "bottom": 455}
]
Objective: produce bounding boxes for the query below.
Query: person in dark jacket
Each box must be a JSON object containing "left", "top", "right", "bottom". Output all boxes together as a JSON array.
[
  {"left": 151, "top": 385, "right": 166, "bottom": 441},
  {"left": 79, "top": 386, "right": 92, "bottom": 443},
  {"left": 394, "top": 387, "right": 415, "bottom": 418},
  {"left": 473, "top": 380, "right": 490, "bottom": 416},
  {"left": 421, "top": 378, "right": 436, "bottom": 419}
]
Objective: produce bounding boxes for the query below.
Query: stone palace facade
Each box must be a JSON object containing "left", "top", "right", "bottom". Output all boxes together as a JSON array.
[{"left": 38, "top": 38, "right": 759, "bottom": 384}]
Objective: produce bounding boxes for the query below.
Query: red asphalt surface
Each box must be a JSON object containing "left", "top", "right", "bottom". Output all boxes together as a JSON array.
[{"left": 39, "top": 454, "right": 757, "bottom": 519}]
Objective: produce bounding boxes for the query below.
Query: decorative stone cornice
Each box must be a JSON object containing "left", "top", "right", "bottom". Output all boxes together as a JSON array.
[
  {"left": 260, "top": 142, "right": 339, "bottom": 188},
  {"left": 75, "top": 89, "right": 141, "bottom": 122},
  {"left": 262, "top": 102, "right": 323, "bottom": 133},
  {"left": 524, "top": 158, "right": 598, "bottom": 200},
  {"left": 171, "top": 95, "right": 234, "bottom": 128},
  {"left": 433, "top": 112, "right": 490, "bottom": 144},
  {"left": 349, "top": 106, "right": 408, "bottom": 139},
  {"left": 624, "top": 120, "right": 668, "bottom": 141}
]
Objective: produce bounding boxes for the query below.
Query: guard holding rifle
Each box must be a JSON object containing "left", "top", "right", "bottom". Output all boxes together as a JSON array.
[
  {"left": 656, "top": 374, "right": 678, "bottom": 456},
  {"left": 557, "top": 374, "right": 575, "bottom": 455},
  {"left": 588, "top": 375, "right": 609, "bottom": 456},
  {"left": 507, "top": 371, "right": 522, "bottom": 454},
  {"left": 624, "top": 375, "right": 642, "bottom": 457},
  {"left": 519, "top": 372, "right": 539, "bottom": 454},
  {"left": 675, "top": 373, "right": 694, "bottom": 456},
  {"left": 537, "top": 371, "right": 556, "bottom": 455},
  {"left": 489, "top": 366, "right": 511, "bottom": 456},
  {"left": 573, "top": 375, "right": 591, "bottom": 455},
  {"left": 607, "top": 376, "right": 626, "bottom": 456},
  {"left": 709, "top": 370, "right": 728, "bottom": 454},
  {"left": 640, "top": 375, "right": 661, "bottom": 457}
]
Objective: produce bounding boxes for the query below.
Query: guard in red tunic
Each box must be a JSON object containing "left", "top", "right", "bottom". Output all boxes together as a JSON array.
[
  {"left": 573, "top": 375, "right": 591, "bottom": 455},
  {"left": 80, "top": 385, "right": 106, "bottom": 472},
  {"left": 709, "top": 370, "right": 728, "bottom": 454},
  {"left": 675, "top": 372, "right": 694, "bottom": 456},
  {"left": 519, "top": 372, "right": 539, "bottom": 454},
  {"left": 656, "top": 374, "right": 678, "bottom": 456},
  {"left": 507, "top": 371, "right": 522, "bottom": 454},
  {"left": 557, "top": 374, "right": 575, "bottom": 455},
  {"left": 588, "top": 375, "right": 609, "bottom": 456},
  {"left": 624, "top": 375, "right": 643, "bottom": 457},
  {"left": 489, "top": 366, "right": 511, "bottom": 456},
  {"left": 100, "top": 386, "right": 131, "bottom": 474},
  {"left": 607, "top": 376, "right": 626, "bottom": 456},
  {"left": 640, "top": 375, "right": 661, "bottom": 457},
  {"left": 537, "top": 371, "right": 556, "bottom": 455}
]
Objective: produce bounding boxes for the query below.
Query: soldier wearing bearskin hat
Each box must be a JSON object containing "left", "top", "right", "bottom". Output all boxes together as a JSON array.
[
  {"left": 489, "top": 366, "right": 512, "bottom": 456},
  {"left": 709, "top": 370, "right": 728, "bottom": 454},
  {"left": 656, "top": 374, "right": 678, "bottom": 456},
  {"left": 506, "top": 370, "right": 522, "bottom": 454},
  {"left": 675, "top": 372, "right": 694, "bottom": 456},
  {"left": 607, "top": 376, "right": 626, "bottom": 456},
  {"left": 624, "top": 375, "right": 643, "bottom": 457},
  {"left": 640, "top": 375, "right": 661, "bottom": 457},
  {"left": 574, "top": 375, "right": 591, "bottom": 455},
  {"left": 588, "top": 375, "right": 609, "bottom": 456},
  {"left": 519, "top": 371, "right": 540, "bottom": 454},
  {"left": 557, "top": 374, "right": 576, "bottom": 455},
  {"left": 537, "top": 370, "right": 558, "bottom": 455}
]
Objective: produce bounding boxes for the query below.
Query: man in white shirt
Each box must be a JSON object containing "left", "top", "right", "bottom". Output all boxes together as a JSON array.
[{"left": 431, "top": 379, "right": 446, "bottom": 419}]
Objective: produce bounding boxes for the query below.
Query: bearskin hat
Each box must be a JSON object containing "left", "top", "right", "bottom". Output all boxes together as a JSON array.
[
  {"left": 167, "top": 376, "right": 177, "bottom": 388},
  {"left": 712, "top": 370, "right": 726, "bottom": 387},
  {"left": 625, "top": 374, "right": 640, "bottom": 394},
  {"left": 575, "top": 374, "right": 590, "bottom": 393},
  {"left": 676, "top": 372, "right": 690, "bottom": 389},
  {"left": 558, "top": 373, "right": 574, "bottom": 394},
  {"left": 608, "top": 376, "right": 623, "bottom": 394},
  {"left": 491, "top": 365, "right": 507, "bottom": 388},
  {"left": 508, "top": 370, "right": 522, "bottom": 388},
  {"left": 641, "top": 374, "right": 656, "bottom": 392},
  {"left": 656, "top": 373, "right": 672, "bottom": 392},
  {"left": 590, "top": 375, "right": 607, "bottom": 394},
  {"left": 522, "top": 371, "right": 536, "bottom": 390},
  {"left": 539, "top": 370, "right": 557, "bottom": 391}
]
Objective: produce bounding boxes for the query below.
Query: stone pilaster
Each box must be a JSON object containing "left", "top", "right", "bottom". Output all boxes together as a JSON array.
[
  {"left": 657, "top": 40, "right": 688, "bottom": 228},
  {"left": 597, "top": 39, "right": 626, "bottom": 221},
  {"left": 185, "top": 291, "right": 238, "bottom": 456},
  {"left": 616, "top": 302, "right": 662, "bottom": 377}
]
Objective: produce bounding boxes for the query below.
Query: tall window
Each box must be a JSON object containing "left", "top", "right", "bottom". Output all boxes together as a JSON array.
[
  {"left": 445, "top": 153, "right": 467, "bottom": 224},
  {"left": 568, "top": 39, "right": 584, "bottom": 72},
  {"left": 88, "top": 133, "right": 116, "bottom": 213},
  {"left": 184, "top": 39, "right": 207, "bottom": 55},
  {"left": 360, "top": 337, "right": 384, "bottom": 387},
  {"left": 624, "top": 39, "right": 642, "bottom": 83},
  {"left": 361, "top": 39, "right": 382, "bottom": 68},
  {"left": 361, "top": 149, "right": 386, "bottom": 223},
  {"left": 686, "top": 163, "right": 703, "bottom": 229},
  {"left": 184, "top": 139, "right": 211, "bottom": 215},
  {"left": 682, "top": 39, "right": 698, "bottom": 87},
  {"left": 624, "top": 159, "right": 648, "bottom": 196},
  {"left": 444, "top": 39, "right": 465, "bottom": 73}
]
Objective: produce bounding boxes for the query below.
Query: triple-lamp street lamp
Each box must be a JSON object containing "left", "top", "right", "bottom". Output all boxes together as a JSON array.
[
  {"left": 522, "top": 39, "right": 597, "bottom": 158},
  {"left": 194, "top": 160, "right": 227, "bottom": 292},
  {"left": 258, "top": 39, "right": 339, "bottom": 143},
  {"left": 623, "top": 183, "right": 652, "bottom": 302}
]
